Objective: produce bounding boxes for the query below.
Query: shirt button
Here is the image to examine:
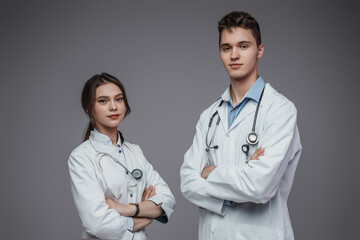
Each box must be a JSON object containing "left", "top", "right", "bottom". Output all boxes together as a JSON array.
[{"left": 118, "top": 150, "right": 122, "bottom": 153}]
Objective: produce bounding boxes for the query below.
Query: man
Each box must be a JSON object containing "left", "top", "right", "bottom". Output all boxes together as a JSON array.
[{"left": 180, "top": 11, "right": 302, "bottom": 240}]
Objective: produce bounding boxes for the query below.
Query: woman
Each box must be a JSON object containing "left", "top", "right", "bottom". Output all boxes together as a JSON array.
[{"left": 68, "top": 73, "right": 175, "bottom": 240}]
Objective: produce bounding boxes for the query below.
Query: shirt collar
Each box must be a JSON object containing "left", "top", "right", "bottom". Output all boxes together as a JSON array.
[
  {"left": 220, "top": 76, "right": 265, "bottom": 104},
  {"left": 91, "top": 129, "right": 124, "bottom": 147}
]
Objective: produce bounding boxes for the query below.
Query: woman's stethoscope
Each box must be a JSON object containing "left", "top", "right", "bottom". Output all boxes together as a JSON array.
[
  {"left": 89, "top": 137, "right": 143, "bottom": 197},
  {"left": 205, "top": 87, "right": 265, "bottom": 160}
]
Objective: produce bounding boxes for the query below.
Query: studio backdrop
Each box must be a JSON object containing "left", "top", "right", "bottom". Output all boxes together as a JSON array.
[{"left": 1, "top": 0, "right": 359, "bottom": 239}]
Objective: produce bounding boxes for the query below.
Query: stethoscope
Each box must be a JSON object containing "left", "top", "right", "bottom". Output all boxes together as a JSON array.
[
  {"left": 89, "top": 137, "right": 143, "bottom": 197},
  {"left": 205, "top": 87, "right": 265, "bottom": 159}
]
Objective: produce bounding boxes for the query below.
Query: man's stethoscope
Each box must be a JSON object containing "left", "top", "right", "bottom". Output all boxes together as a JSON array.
[
  {"left": 205, "top": 86, "right": 265, "bottom": 159},
  {"left": 89, "top": 137, "right": 143, "bottom": 197}
]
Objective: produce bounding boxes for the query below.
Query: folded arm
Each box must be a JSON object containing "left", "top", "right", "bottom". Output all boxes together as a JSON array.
[
  {"left": 68, "top": 150, "right": 134, "bottom": 239},
  {"left": 180, "top": 112, "right": 226, "bottom": 215},
  {"left": 204, "top": 101, "right": 302, "bottom": 204},
  {"left": 106, "top": 185, "right": 164, "bottom": 219}
]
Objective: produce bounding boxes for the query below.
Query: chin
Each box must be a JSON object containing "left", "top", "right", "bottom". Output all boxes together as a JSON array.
[{"left": 229, "top": 75, "right": 247, "bottom": 81}]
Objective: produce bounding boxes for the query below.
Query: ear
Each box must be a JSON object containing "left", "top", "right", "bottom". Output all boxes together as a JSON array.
[{"left": 257, "top": 44, "right": 264, "bottom": 59}]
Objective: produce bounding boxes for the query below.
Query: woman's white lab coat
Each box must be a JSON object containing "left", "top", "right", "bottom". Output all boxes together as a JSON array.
[
  {"left": 180, "top": 83, "right": 302, "bottom": 240},
  {"left": 68, "top": 130, "right": 175, "bottom": 240}
]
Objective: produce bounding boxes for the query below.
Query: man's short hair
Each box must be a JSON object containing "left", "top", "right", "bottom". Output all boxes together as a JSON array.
[{"left": 218, "top": 11, "right": 261, "bottom": 47}]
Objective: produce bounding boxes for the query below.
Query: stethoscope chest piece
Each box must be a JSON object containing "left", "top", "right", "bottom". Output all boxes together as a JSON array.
[
  {"left": 243, "top": 132, "right": 259, "bottom": 156},
  {"left": 132, "top": 169, "right": 143, "bottom": 180},
  {"left": 247, "top": 132, "right": 259, "bottom": 145}
]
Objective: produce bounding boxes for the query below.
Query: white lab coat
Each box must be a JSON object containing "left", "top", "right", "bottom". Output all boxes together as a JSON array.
[
  {"left": 180, "top": 83, "right": 302, "bottom": 240},
  {"left": 68, "top": 130, "right": 175, "bottom": 240}
]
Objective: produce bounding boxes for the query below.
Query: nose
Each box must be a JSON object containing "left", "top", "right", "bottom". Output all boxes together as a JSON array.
[
  {"left": 109, "top": 100, "right": 118, "bottom": 111},
  {"left": 230, "top": 47, "right": 240, "bottom": 61}
]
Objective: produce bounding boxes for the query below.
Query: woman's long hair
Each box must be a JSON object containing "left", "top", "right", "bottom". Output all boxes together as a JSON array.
[{"left": 81, "top": 73, "right": 131, "bottom": 141}]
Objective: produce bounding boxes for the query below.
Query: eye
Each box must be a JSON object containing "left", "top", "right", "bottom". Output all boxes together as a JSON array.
[
  {"left": 97, "top": 99, "right": 107, "bottom": 104},
  {"left": 222, "top": 46, "right": 231, "bottom": 52},
  {"left": 116, "top": 97, "right": 123, "bottom": 102},
  {"left": 240, "top": 44, "right": 249, "bottom": 49}
]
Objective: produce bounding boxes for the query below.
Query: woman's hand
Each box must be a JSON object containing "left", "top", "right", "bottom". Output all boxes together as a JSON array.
[
  {"left": 142, "top": 185, "right": 156, "bottom": 202},
  {"left": 106, "top": 199, "right": 136, "bottom": 217},
  {"left": 132, "top": 217, "right": 153, "bottom": 232},
  {"left": 106, "top": 185, "right": 158, "bottom": 217},
  {"left": 250, "top": 147, "right": 265, "bottom": 160}
]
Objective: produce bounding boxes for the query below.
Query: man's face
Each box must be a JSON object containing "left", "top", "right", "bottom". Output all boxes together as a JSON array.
[{"left": 219, "top": 27, "right": 264, "bottom": 82}]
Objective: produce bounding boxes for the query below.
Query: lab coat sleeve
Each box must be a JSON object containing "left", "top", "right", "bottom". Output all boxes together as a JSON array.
[
  {"left": 68, "top": 148, "right": 134, "bottom": 240},
  {"left": 180, "top": 112, "right": 226, "bottom": 215},
  {"left": 205, "top": 99, "right": 302, "bottom": 204},
  {"left": 133, "top": 145, "right": 176, "bottom": 223}
]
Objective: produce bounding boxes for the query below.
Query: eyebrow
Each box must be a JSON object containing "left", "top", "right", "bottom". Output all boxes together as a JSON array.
[
  {"left": 220, "top": 41, "right": 252, "bottom": 48},
  {"left": 96, "top": 93, "right": 123, "bottom": 99}
]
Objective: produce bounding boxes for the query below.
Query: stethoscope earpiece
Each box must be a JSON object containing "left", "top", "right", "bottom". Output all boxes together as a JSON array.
[{"left": 206, "top": 145, "right": 218, "bottom": 152}]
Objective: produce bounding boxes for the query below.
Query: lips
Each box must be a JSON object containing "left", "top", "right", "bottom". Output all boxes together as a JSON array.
[
  {"left": 108, "top": 114, "right": 120, "bottom": 119},
  {"left": 229, "top": 63, "right": 243, "bottom": 69}
]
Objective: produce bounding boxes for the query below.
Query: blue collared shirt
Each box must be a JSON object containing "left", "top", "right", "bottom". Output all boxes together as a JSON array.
[{"left": 225, "top": 76, "right": 265, "bottom": 129}]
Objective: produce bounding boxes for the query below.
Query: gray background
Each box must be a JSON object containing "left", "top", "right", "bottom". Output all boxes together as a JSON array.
[{"left": 1, "top": 0, "right": 359, "bottom": 239}]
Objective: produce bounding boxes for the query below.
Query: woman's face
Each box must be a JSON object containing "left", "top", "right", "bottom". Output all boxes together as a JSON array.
[{"left": 92, "top": 82, "right": 126, "bottom": 132}]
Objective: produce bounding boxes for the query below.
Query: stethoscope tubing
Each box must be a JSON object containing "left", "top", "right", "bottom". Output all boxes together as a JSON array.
[
  {"left": 205, "top": 86, "right": 265, "bottom": 156},
  {"left": 89, "top": 139, "right": 143, "bottom": 189}
]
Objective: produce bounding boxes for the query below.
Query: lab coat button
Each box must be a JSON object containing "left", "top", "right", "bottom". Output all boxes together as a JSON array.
[
  {"left": 126, "top": 171, "right": 129, "bottom": 174},
  {"left": 118, "top": 150, "right": 122, "bottom": 153},
  {"left": 130, "top": 194, "right": 133, "bottom": 197}
]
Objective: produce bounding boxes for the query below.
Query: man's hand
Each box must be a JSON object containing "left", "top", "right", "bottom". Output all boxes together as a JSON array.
[
  {"left": 142, "top": 185, "right": 156, "bottom": 202},
  {"left": 250, "top": 147, "right": 265, "bottom": 160},
  {"left": 201, "top": 165, "right": 217, "bottom": 179}
]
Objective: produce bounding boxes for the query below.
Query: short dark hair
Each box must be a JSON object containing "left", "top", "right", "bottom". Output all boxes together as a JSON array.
[
  {"left": 81, "top": 72, "right": 131, "bottom": 141},
  {"left": 218, "top": 11, "right": 261, "bottom": 47}
]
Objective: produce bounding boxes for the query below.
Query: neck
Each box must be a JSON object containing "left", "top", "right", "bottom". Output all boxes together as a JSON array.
[
  {"left": 96, "top": 127, "right": 118, "bottom": 145},
  {"left": 229, "top": 75, "right": 258, "bottom": 106}
]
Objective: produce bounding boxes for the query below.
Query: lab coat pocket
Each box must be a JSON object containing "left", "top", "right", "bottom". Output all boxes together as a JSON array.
[
  {"left": 101, "top": 161, "right": 128, "bottom": 201},
  {"left": 108, "top": 175, "right": 128, "bottom": 201},
  {"left": 236, "top": 223, "right": 281, "bottom": 240}
]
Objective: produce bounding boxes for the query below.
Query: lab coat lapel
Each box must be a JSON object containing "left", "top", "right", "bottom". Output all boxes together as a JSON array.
[
  {"left": 217, "top": 103, "right": 228, "bottom": 133},
  {"left": 228, "top": 101, "right": 257, "bottom": 133}
]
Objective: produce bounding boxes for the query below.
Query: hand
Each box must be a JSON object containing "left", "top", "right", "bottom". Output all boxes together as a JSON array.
[
  {"left": 132, "top": 217, "right": 153, "bottom": 232},
  {"left": 106, "top": 198, "right": 136, "bottom": 217},
  {"left": 250, "top": 147, "right": 265, "bottom": 160},
  {"left": 142, "top": 185, "right": 156, "bottom": 202},
  {"left": 201, "top": 165, "right": 217, "bottom": 179}
]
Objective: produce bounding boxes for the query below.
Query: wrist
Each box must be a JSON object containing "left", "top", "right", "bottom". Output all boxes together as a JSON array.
[{"left": 130, "top": 203, "right": 140, "bottom": 217}]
